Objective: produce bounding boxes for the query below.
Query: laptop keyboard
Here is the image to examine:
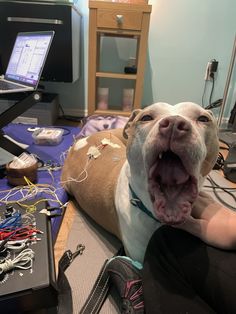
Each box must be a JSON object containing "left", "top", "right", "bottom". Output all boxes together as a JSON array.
[{"left": 0, "top": 80, "right": 21, "bottom": 90}]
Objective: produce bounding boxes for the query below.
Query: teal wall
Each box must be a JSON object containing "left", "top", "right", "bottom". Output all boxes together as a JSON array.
[
  {"left": 45, "top": 0, "right": 236, "bottom": 117},
  {"left": 143, "top": 0, "right": 236, "bottom": 112}
]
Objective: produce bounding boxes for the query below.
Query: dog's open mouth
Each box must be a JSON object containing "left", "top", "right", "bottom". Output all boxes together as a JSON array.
[{"left": 148, "top": 150, "right": 198, "bottom": 225}]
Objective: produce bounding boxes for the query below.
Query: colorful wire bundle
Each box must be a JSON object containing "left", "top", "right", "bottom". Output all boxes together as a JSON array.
[
  {"left": 0, "top": 226, "right": 43, "bottom": 241},
  {"left": 0, "top": 177, "right": 63, "bottom": 211},
  {"left": 0, "top": 211, "right": 42, "bottom": 246},
  {"left": 0, "top": 212, "right": 22, "bottom": 230}
]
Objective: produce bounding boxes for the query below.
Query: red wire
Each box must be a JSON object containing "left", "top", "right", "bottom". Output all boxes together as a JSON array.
[{"left": 0, "top": 225, "right": 43, "bottom": 240}]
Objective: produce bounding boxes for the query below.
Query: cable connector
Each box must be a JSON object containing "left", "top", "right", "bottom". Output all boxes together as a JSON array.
[
  {"left": 205, "top": 98, "right": 223, "bottom": 110},
  {"left": 210, "top": 59, "right": 218, "bottom": 73},
  {"left": 204, "top": 59, "right": 218, "bottom": 81}
]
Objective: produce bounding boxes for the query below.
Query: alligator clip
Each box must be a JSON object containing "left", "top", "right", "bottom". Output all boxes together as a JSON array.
[
  {"left": 59, "top": 244, "right": 85, "bottom": 271},
  {"left": 70, "top": 244, "right": 85, "bottom": 261},
  {"left": 39, "top": 206, "right": 63, "bottom": 218}
]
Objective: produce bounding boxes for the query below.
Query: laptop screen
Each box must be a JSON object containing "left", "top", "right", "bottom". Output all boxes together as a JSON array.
[{"left": 5, "top": 31, "right": 54, "bottom": 88}]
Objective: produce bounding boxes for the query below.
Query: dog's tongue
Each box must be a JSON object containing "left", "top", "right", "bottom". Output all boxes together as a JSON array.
[{"left": 157, "top": 153, "right": 189, "bottom": 185}]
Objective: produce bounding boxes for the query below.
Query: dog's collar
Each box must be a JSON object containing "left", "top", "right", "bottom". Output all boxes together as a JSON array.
[{"left": 129, "top": 184, "right": 160, "bottom": 223}]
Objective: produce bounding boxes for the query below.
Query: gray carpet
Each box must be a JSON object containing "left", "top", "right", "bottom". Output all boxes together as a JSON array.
[{"left": 65, "top": 205, "right": 122, "bottom": 313}]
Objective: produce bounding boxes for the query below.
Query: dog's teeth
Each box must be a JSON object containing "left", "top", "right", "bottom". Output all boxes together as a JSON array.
[{"left": 158, "top": 153, "right": 162, "bottom": 159}]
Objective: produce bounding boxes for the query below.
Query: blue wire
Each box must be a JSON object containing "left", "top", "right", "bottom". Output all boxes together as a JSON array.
[{"left": 0, "top": 212, "right": 22, "bottom": 230}]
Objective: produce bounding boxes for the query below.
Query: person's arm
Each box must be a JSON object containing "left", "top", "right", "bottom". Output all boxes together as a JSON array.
[{"left": 176, "top": 191, "right": 236, "bottom": 250}]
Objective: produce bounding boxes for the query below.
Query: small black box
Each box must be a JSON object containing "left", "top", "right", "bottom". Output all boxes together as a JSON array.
[{"left": 0, "top": 201, "right": 58, "bottom": 313}]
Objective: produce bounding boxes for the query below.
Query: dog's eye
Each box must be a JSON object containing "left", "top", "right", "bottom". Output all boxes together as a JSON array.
[
  {"left": 197, "top": 115, "right": 210, "bottom": 122},
  {"left": 140, "top": 115, "right": 153, "bottom": 122}
]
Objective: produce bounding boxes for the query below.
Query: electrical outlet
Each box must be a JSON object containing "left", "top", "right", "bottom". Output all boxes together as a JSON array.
[
  {"left": 204, "top": 59, "right": 219, "bottom": 81},
  {"left": 204, "top": 62, "right": 212, "bottom": 81}
]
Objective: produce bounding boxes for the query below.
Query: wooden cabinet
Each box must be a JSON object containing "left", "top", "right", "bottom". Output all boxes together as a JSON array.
[{"left": 88, "top": 0, "right": 152, "bottom": 116}]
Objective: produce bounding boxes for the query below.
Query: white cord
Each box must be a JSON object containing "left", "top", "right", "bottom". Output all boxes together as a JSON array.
[
  {"left": 0, "top": 240, "right": 28, "bottom": 251},
  {"left": 60, "top": 171, "right": 88, "bottom": 184},
  {"left": 0, "top": 184, "right": 63, "bottom": 207},
  {"left": 60, "top": 158, "right": 92, "bottom": 185},
  {"left": 0, "top": 248, "right": 35, "bottom": 274},
  {"left": 22, "top": 213, "right": 36, "bottom": 227}
]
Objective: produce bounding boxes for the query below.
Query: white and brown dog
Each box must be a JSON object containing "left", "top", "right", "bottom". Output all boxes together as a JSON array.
[{"left": 61, "top": 102, "right": 219, "bottom": 263}]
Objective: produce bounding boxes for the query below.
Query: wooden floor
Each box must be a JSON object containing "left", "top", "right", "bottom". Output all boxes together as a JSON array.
[
  {"left": 53, "top": 202, "right": 77, "bottom": 273},
  {"left": 53, "top": 117, "right": 82, "bottom": 273}
]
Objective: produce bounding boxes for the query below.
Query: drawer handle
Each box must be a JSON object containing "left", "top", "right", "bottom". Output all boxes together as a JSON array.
[
  {"left": 7, "top": 17, "right": 63, "bottom": 25},
  {"left": 116, "top": 15, "right": 123, "bottom": 25}
]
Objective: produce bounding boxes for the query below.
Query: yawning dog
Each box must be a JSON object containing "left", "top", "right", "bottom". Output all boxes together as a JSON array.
[{"left": 61, "top": 102, "right": 219, "bottom": 263}]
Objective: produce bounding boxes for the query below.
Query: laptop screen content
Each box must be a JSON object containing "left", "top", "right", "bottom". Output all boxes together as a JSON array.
[{"left": 5, "top": 31, "right": 54, "bottom": 88}]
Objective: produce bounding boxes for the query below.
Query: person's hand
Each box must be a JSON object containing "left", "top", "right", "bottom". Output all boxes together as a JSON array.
[{"left": 174, "top": 191, "right": 236, "bottom": 250}]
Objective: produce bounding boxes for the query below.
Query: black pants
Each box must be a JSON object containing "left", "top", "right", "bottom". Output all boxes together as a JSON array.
[{"left": 142, "top": 226, "right": 236, "bottom": 314}]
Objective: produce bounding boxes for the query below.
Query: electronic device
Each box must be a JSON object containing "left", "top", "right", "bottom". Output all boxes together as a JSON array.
[
  {"left": 0, "top": 1, "right": 81, "bottom": 82},
  {"left": 228, "top": 101, "right": 236, "bottom": 131},
  {"left": 223, "top": 144, "right": 236, "bottom": 183},
  {"left": 219, "top": 131, "right": 236, "bottom": 146},
  {"left": 0, "top": 146, "right": 15, "bottom": 166},
  {"left": 0, "top": 31, "right": 54, "bottom": 94},
  {"left": 219, "top": 101, "right": 236, "bottom": 146},
  {"left": 0, "top": 201, "right": 58, "bottom": 313},
  {"left": 0, "top": 91, "right": 42, "bottom": 161}
]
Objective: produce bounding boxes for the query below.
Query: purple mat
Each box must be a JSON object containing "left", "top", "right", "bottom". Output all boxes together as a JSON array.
[{"left": 0, "top": 123, "right": 80, "bottom": 242}]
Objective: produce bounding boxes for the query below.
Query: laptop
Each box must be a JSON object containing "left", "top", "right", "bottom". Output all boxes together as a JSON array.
[{"left": 0, "top": 31, "right": 54, "bottom": 94}]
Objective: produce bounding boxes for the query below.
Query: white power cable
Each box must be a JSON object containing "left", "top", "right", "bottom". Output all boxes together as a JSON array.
[{"left": 0, "top": 248, "right": 35, "bottom": 274}]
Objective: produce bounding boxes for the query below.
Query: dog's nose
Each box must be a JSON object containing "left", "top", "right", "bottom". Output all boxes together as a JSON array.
[{"left": 159, "top": 116, "right": 191, "bottom": 139}]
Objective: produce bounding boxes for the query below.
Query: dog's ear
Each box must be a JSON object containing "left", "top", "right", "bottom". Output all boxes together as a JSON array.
[{"left": 123, "top": 109, "right": 142, "bottom": 139}]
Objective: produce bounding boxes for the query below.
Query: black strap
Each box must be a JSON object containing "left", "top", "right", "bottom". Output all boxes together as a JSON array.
[
  {"left": 79, "top": 259, "right": 111, "bottom": 314},
  {"left": 57, "top": 244, "right": 85, "bottom": 314},
  {"left": 79, "top": 247, "right": 125, "bottom": 314}
]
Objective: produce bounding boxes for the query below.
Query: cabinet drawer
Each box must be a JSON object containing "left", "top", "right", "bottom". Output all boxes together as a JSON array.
[{"left": 97, "top": 9, "right": 142, "bottom": 30}]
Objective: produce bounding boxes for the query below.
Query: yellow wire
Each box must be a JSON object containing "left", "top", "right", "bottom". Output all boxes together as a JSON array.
[{"left": 0, "top": 175, "right": 63, "bottom": 210}]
